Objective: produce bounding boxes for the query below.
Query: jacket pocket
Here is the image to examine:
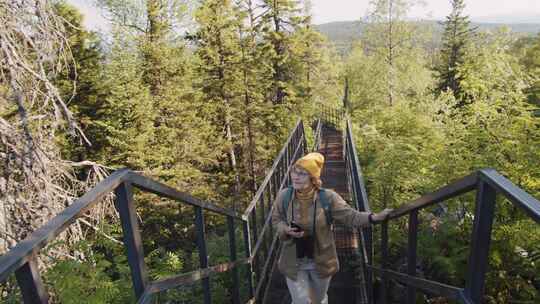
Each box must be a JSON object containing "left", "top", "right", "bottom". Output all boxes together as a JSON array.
[{"left": 278, "top": 240, "right": 297, "bottom": 275}]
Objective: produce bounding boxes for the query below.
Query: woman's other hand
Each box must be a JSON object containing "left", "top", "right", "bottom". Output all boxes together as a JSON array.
[
  {"left": 372, "top": 208, "right": 393, "bottom": 222},
  {"left": 285, "top": 226, "right": 305, "bottom": 238}
]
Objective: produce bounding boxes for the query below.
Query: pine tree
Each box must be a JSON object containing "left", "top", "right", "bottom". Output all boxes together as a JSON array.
[
  {"left": 291, "top": 19, "right": 337, "bottom": 107},
  {"left": 236, "top": 0, "right": 271, "bottom": 194},
  {"left": 96, "top": 0, "right": 222, "bottom": 195},
  {"left": 260, "top": 0, "right": 304, "bottom": 105},
  {"left": 194, "top": 0, "right": 244, "bottom": 207},
  {"left": 435, "top": 0, "right": 475, "bottom": 104},
  {"left": 52, "top": 2, "right": 106, "bottom": 165}
]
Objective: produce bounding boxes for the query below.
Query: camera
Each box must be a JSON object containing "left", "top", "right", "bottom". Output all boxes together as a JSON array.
[
  {"left": 290, "top": 221, "right": 303, "bottom": 232},
  {"left": 290, "top": 222, "right": 314, "bottom": 259}
]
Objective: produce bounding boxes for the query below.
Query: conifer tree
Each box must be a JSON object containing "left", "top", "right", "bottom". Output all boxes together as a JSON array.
[
  {"left": 236, "top": 0, "right": 270, "bottom": 194},
  {"left": 94, "top": 2, "right": 226, "bottom": 272},
  {"left": 435, "top": 0, "right": 475, "bottom": 104},
  {"left": 260, "top": 0, "right": 304, "bottom": 105},
  {"left": 95, "top": 33, "right": 156, "bottom": 170},
  {"left": 53, "top": 2, "right": 106, "bottom": 165},
  {"left": 194, "top": 0, "right": 243, "bottom": 206},
  {"left": 97, "top": 0, "right": 222, "bottom": 195}
]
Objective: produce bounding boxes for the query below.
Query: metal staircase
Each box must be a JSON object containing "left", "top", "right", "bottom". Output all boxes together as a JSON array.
[{"left": 0, "top": 107, "right": 539, "bottom": 304}]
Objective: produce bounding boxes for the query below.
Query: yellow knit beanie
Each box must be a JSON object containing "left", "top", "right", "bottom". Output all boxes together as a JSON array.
[{"left": 295, "top": 152, "right": 325, "bottom": 178}]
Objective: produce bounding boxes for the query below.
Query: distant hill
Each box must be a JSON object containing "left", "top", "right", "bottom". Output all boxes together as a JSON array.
[
  {"left": 472, "top": 14, "right": 540, "bottom": 24},
  {"left": 315, "top": 20, "right": 540, "bottom": 54}
]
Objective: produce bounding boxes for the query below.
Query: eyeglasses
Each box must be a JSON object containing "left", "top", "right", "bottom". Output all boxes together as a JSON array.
[{"left": 291, "top": 168, "right": 310, "bottom": 177}]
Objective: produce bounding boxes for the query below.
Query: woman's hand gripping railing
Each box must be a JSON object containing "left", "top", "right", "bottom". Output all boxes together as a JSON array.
[{"left": 368, "top": 169, "right": 540, "bottom": 304}]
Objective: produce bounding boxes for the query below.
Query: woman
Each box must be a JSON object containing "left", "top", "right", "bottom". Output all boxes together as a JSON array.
[{"left": 271, "top": 152, "right": 392, "bottom": 304}]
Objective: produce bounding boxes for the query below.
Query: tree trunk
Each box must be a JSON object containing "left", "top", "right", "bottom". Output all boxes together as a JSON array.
[
  {"left": 216, "top": 29, "right": 242, "bottom": 208},
  {"left": 272, "top": 0, "right": 286, "bottom": 104},
  {"left": 387, "top": 0, "right": 394, "bottom": 106},
  {"left": 239, "top": 0, "right": 259, "bottom": 195}
]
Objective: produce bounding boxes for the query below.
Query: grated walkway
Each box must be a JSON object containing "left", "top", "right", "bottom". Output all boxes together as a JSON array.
[{"left": 264, "top": 124, "right": 367, "bottom": 304}]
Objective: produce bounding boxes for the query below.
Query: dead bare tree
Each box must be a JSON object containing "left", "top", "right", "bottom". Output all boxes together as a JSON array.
[{"left": 0, "top": 0, "right": 113, "bottom": 257}]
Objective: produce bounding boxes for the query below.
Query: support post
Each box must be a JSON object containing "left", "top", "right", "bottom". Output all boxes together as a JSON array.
[
  {"left": 195, "top": 206, "right": 211, "bottom": 304},
  {"left": 407, "top": 211, "right": 418, "bottom": 304},
  {"left": 251, "top": 210, "right": 260, "bottom": 285},
  {"left": 465, "top": 180, "right": 497, "bottom": 303},
  {"left": 115, "top": 182, "right": 148, "bottom": 299},
  {"left": 380, "top": 222, "right": 389, "bottom": 304},
  {"left": 228, "top": 217, "right": 241, "bottom": 304},
  {"left": 243, "top": 221, "right": 255, "bottom": 298},
  {"left": 15, "top": 253, "right": 49, "bottom": 304}
]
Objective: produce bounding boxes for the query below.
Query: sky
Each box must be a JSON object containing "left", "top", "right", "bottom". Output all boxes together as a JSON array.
[
  {"left": 69, "top": 0, "right": 540, "bottom": 31},
  {"left": 310, "top": 0, "right": 540, "bottom": 24}
]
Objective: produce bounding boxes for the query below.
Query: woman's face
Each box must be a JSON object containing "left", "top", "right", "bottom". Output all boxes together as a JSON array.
[{"left": 291, "top": 166, "right": 311, "bottom": 190}]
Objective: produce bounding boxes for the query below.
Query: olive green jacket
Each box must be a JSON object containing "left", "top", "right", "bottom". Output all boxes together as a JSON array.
[{"left": 271, "top": 188, "right": 370, "bottom": 280}]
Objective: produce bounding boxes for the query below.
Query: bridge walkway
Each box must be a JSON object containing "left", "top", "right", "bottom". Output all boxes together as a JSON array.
[{"left": 264, "top": 122, "right": 368, "bottom": 304}]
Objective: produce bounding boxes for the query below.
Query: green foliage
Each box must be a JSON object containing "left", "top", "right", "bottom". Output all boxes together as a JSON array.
[
  {"left": 194, "top": 0, "right": 244, "bottom": 204},
  {"left": 148, "top": 226, "right": 248, "bottom": 303},
  {"left": 7, "top": 0, "right": 539, "bottom": 302},
  {"left": 454, "top": 30, "right": 540, "bottom": 191},
  {"left": 416, "top": 213, "right": 472, "bottom": 285},
  {"left": 349, "top": 21, "right": 540, "bottom": 302},
  {"left": 52, "top": 1, "right": 106, "bottom": 163},
  {"left": 354, "top": 98, "right": 448, "bottom": 208},
  {"left": 486, "top": 218, "right": 540, "bottom": 302},
  {"left": 357, "top": 0, "right": 434, "bottom": 107},
  {"left": 259, "top": 0, "right": 310, "bottom": 106},
  {"left": 43, "top": 231, "right": 136, "bottom": 304},
  {"left": 515, "top": 33, "right": 540, "bottom": 112}
]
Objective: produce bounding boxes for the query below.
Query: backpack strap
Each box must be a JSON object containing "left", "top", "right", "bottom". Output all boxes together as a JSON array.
[
  {"left": 318, "top": 188, "right": 333, "bottom": 226},
  {"left": 280, "top": 187, "right": 333, "bottom": 226},
  {"left": 280, "top": 187, "right": 294, "bottom": 223}
]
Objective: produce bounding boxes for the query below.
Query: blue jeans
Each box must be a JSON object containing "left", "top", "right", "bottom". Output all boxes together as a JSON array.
[{"left": 285, "top": 259, "right": 331, "bottom": 304}]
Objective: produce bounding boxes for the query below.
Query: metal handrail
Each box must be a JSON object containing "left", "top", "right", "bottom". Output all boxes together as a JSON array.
[
  {"left": 243, "top": 119, "right": 305, "bottom": 217},
  {"left": 480, "top": 169, "right": 540, "bottom": 221},
  {"left": 367, "top": 169, "right": 540, "bottom": 304},
  {"left": 343, "top": 117, "right": 373, "bottom": 303},
  {"left": 0, "top": 118, "right": 308, "bottom": 304},
  {"left": 338, "top": 110, "right": 540, "bottom": 304},
  {"left": 0, "top": 169, "right": 247, "bottom": 304},
  {"left": 241, "top": 119, "right": 307, "bottom": 304}
]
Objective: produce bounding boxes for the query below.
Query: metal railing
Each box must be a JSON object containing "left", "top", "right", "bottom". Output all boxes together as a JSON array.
[
  {"left": 242, "top": 119, "right": 307, "bottom": 304},
  {"left": 366, "top": 169, "right": 540, "bottom": 304},
  {"left": 320, "top": 105, "right": 345, "bottom": 130},
  {"left": 344, "top": 118, "right": 373, "bottom": 303},
  {"left": 6, "top": 107, "right": 536, "bottom": 304},
  {"left": 0, "top": 169, "right": 247, "bottom": 304},
  {"left": 322, "top": 107, "right": 540, "bottom": 304},
  {"left": 314, "top": 108, "right": 371, "bottom": 303},
  {"left": 0, "top": 120, "right": 308, "bottom": 304},
  {"left": 312, "top": 118, "right": 322, "bottom": 151}
]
